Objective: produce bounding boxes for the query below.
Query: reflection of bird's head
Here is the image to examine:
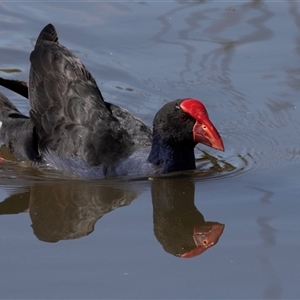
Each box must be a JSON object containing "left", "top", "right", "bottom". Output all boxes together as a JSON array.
[
  {"left": 151, "top": 177, "right": 202, "bottom": 256},
  {"left": 151, "top": 177, "right": 224, "bottom": 258}
]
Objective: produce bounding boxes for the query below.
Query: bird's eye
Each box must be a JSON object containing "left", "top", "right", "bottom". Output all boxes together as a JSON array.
[{"left": 178, "top": 114, "right": 188, "bottom": 122}]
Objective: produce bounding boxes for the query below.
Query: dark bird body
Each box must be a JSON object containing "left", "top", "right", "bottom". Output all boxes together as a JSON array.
[{"left": 0, "top": 24, "right": 224, "bottom": 178}]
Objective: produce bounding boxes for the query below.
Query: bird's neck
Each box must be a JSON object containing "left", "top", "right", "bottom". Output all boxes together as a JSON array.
[{"left": 148, "top": 131, "right": 196, "bottom": 173}]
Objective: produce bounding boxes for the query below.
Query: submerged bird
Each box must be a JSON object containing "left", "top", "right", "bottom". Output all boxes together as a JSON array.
[{"left": 0, "top": 24, "right": 224, "bottom": 178}]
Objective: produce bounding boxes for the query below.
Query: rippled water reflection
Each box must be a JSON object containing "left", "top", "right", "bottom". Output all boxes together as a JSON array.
[{"left": 0, "top": 1, "right": 300, "bottom": 299}]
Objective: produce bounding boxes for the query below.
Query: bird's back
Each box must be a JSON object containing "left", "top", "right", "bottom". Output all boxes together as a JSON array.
[{"left": 29, "top": 24, "right": 151, "bottom": 174}]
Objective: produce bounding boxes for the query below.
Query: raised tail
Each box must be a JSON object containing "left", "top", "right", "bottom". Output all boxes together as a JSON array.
[{"left": 35, "top": 23, "right": 58, "bottom": 45}]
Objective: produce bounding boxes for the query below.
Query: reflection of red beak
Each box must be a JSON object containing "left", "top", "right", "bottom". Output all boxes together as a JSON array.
[
  {"left": 181, "top": 223, "right": 225, "bottom": 258},
  {"left": 180, "top": 98, "right": 225, "bottom": 152}
]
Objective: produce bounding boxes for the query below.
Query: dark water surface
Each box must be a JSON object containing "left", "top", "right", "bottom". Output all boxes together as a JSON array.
[{"left": 0, "top": 1, "right": 300, "bottom": 299}]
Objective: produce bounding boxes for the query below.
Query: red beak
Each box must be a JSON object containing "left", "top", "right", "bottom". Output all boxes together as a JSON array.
[
  {"left": 193, "top": 119, "right": 225, "bottom": 151},
  {"left": 180, "top": 99, "right": 225, "bottom": 151}
]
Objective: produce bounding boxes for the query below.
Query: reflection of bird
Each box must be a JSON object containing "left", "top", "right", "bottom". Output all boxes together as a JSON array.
[
  {"left": 0, "top": 181, "right": 139, "bottom": 242},
  {"left": 0, "top": 24, "right": 224, "bottom": 178},
  {"left": 29, "top": 183, "right": 139, "bottom": 242},
  {"left": 151, "top": 177, "right": 224, "bottom": 258},
  {"left": 0, "top": 175, "right": 224, "bottom": 257}
]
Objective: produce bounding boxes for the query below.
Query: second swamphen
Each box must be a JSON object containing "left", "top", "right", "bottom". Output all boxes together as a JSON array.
[{"left": 0, "top": 24, "right": 224, "bottom": 178}]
